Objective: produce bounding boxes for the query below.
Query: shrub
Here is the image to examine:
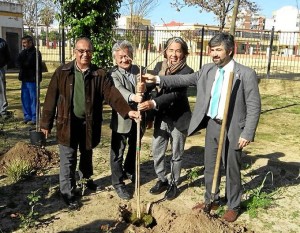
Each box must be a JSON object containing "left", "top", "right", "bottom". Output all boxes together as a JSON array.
[{"left": 6, "top": 159, "right": 33, "bottom": 182}]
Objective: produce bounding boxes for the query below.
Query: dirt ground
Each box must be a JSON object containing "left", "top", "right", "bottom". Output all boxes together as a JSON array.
[
  {"left": 0, "top": 78, "right": 299, "bottom": 233},
  {"left": 0, "top": 123, "right": 299, "bottom": 233}
]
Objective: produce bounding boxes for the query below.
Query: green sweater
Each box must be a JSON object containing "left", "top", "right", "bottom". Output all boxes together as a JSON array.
[{"left": 73, "top": 67, "right": 86, "bottom": 119}]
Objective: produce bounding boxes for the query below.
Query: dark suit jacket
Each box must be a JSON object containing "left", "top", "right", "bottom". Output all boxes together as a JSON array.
[
  {"left": 160, "top": 61, "right": 261, "bottom": 149},
  {"left": 152, "top": 62, "right": 194, "bottom": 132}
]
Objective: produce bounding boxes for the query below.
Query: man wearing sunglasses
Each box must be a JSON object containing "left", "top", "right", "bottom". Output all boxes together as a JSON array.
[{"left": 40, "top": 37, "right": 140, "bottom": 210}]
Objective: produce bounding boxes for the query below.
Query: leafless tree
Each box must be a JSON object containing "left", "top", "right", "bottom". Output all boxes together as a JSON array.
[
  {"left": 120, "top": 0, "right": 159, "bottom": 29},
  {"left": 7, "top": 0, "right": 57, "bottom": 34},
  {"left": 171, "top": 0, "right": 259, "bottom": 31}
]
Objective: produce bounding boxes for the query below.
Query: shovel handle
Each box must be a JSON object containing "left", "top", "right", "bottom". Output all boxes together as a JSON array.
[{"left": 211, "top": 72, "right": 234, "bottom": 202}]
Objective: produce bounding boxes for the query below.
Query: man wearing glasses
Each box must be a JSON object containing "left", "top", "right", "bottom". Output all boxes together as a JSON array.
[{"left": 40, "top": 37, "right": 140, "bottom": 210}]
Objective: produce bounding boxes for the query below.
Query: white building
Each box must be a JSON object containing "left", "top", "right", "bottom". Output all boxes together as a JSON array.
[
  {"left": 265, "top": 5, "right": 300, "bottom": 31},
  {"left": 0, "top": 1, "right": 23, "bottom": 68},
  {"left": 116, "top": 15, "right": 151, "bottom": 29},
  {"left": 264, "top": 6, "right": 300, "bottom": 55},
  {"left": 153, "top": 21, "right": 203, "bottom": 53}
]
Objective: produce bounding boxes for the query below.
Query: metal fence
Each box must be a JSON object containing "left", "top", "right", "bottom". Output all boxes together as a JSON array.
[{"left": 41, "top": 27, "right": 300, "bottom": 79}]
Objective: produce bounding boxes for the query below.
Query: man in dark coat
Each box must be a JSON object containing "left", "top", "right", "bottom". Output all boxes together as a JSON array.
[
  {"left": 40, "top": 37, "right": 140, "bottom": 210},
  {"left": 0, "top": 37, "right": 11, "bottom": 118},
  {"left": 17, "top": 35, "right": 42, "bottom": 125}
]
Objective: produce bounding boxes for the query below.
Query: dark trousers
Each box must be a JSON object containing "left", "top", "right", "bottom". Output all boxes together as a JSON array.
[
  {"left": 110, "top": 124, "right": 137, "bottom": 188},
  {"left": 59, "top": 117, "right": 93, "bottom": 199},
  {"left": 204, "top": 118, "right": 242, "bottom": 210}
]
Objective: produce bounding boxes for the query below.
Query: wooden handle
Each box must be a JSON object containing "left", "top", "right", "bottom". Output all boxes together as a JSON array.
[{"left": 211, "top": 71, "right": 234, "bottom": 201}]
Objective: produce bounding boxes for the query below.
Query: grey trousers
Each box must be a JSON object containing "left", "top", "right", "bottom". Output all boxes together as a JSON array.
[
  {"left": 0, "top": 68, "right": 8, "bottom": 115},
  {"left": 204, "top": 118, "right": 242, "bottom": 210},
  {"left": 152, "top": 118, "right": 187, "bottom": 185},
  {"left": 58, "top": 144, "right": 93, "bottom": 198}
]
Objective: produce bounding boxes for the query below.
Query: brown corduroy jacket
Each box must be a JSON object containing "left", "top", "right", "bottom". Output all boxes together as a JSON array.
[{"left": 40, "top": 60, "right": 132, "bottom": 149}]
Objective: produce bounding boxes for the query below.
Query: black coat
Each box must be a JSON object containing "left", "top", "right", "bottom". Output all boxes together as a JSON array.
[
  {"left": 152, "top": 62, "right": 194, "bottom": 131},
  {"left": 17, "top": 46, "right": 42, "bottom": 82},
  {"left": 0, "top": 38, "right": 10, "bottom": 68}
]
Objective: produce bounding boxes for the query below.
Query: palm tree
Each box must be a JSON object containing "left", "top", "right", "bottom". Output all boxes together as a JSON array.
[{"left": 39, "top": 6, "right": 55, "bottom": 46}]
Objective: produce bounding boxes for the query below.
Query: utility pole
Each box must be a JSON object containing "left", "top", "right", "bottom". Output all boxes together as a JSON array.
[{"left": 230, "top": 0, "right": 240, "bottom": 35}]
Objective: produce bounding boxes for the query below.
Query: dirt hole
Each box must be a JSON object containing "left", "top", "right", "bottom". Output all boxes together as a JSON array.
[{"left": 120, "top": 203, "right": 251, "bottom": 233}]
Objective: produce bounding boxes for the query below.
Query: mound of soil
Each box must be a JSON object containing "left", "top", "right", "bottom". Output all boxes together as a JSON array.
[
  {"left": 0, "top": 141, "right": 59, "bottom": 174},
  {"left": 121, "top": 204, "right": 250, "bottom": 233}
]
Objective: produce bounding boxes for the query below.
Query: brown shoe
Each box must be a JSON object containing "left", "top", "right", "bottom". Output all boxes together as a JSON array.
[
  {"left": 222, "top": 209, "right": 239, "bottom": 222},
  {"left": 192, "top": 202, "right": 219, "bottom": 213}
]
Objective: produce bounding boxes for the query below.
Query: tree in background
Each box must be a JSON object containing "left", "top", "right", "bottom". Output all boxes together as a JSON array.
[
  {"left": 7, "top": 0, "right": 56, "bottom": 34},
  {"left": 39, "top": 6, "right": 55, "bottom": 44},
  {"left": 171, "top": 0, "right": 259, "bottom": 31},
  {"left": 120, "top": 0, "right": 159, "bottom": 29},
  {"left": 61, "top": 0, "right": 122, "bottom": 68}
]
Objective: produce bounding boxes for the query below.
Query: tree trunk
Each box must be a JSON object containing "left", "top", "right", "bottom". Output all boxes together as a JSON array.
[{"left": 230, "top": 0, "right": 240, "bottom": 35}]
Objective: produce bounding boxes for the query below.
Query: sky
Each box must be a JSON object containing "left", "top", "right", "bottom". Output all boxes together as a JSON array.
[{"left": 143, "top": 0, "right": 300, "bottom": 25}]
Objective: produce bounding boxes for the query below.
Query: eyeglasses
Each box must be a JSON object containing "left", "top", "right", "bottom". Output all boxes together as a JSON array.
[{"left": 75, "top": 48, "right": 93, "bottom": 55}]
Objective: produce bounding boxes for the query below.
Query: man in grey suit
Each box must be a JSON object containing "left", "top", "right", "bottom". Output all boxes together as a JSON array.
[
  {"left": 109, "top": 40, "right": 147, "bottom": 200},
  {"left": 141, "top": 32, "right": 261, "bottom": 222}
]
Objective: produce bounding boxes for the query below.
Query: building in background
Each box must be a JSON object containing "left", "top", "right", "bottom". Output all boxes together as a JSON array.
[
  {"left": 0, "top": 1, "right": 23, "bottom": 68},
  {"left": 116, "top": 15, "right": 151, "bottom": 29},
  {"left": 226, "top": 10, "right": 265, "bottom": 30},
  {"left": 153, "top": 21, "right": 205, "bottom": 54},
  {"left": 265, "top": 6, "right": 300, "bottom": 56},
  {"left": 266, "top": 5, "right": 299, "bottom": 31}
]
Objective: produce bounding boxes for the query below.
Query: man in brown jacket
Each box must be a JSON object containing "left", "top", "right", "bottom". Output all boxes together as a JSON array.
[{"left": 40, "top": 37, "right": 139, "bottom": 210}]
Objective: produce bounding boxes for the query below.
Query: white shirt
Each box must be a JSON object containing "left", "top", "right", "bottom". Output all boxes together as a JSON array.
[{"left": 207, "top": 60, "right": 234, "bottom": 120}]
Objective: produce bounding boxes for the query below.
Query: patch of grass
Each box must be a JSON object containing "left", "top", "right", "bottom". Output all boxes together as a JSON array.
[
  {"left": 6, "top": 159, "right": 33, "bottom": 182},
  {"left": 242, "top": 171, "right": 277, "bottom": 218},
  {"left": 291, "top": 211, "right": 300, "bottom": 219}
]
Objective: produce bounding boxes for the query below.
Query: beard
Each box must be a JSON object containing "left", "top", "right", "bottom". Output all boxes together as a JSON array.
[{"left": 212, "top": 56, "right": 230, "bottom": 67}]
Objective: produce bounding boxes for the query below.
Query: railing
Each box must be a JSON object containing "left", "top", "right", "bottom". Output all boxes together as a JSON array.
[{"left": 40, "top": 27, "right": 300, "bottom": 79}]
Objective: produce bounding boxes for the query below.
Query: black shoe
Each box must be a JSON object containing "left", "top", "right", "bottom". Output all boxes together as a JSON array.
[
  {"left": 149, "top": 180, "right": 168, "bottom": 195},
  {"left": 61, "top": 194, "right": 80, "bottom": 210},
  {"left": 27, "top": 121, "right": 36, "bottom": 125},
  {"left": 165, "top": 184, "right": 178, "bottom": 200},
  {"left": 23, "top": 120, "right": 30, "bottom": 124},
  {"left": 115, "top": 185, "right": 131, "bottom": 200},
  {"left": 68, "top": 200, "right": 80, "bottom": 210},
  {"left": 86, "top": 180, "right": 103, "bottom": 192}
]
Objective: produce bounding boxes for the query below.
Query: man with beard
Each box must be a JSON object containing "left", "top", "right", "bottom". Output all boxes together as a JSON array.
[{"left": 141, "top": 32, "right": 261, "bottom": 222}]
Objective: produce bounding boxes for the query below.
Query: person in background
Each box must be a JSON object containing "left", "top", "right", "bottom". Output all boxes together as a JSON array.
[
  {"left": 141, "top": 32, "right": 261, "bottom": 222},
  {"left": 40, "top": 37, "right": 140, "bottom": 210},
  {"left": 138, "top": 37, "right": 194, "bottom": 200},
  {"left": 0, "top": 37, "right": 11, "bottom": 119},
  {"left": 17, "top": 35, "right": 42, "bottom": 125},
  {"left": 109, "top": 40, "right": 150, "bottom": 200}
]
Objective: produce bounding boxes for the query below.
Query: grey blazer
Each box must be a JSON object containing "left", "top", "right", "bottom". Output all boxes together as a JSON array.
[
  {"left": 109, "top": 64, "right": 143, "bottom": 134},
  {"left": 160, "top": 61, "right": 261, "bottom": 149}
]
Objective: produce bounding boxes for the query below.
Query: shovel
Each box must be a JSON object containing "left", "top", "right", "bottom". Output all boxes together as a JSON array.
[
  {"left": 146, "top": 160, "right": 177, "bottom": 214},
  {"left": 210, "top": 71, "right": 234, "bottom": 206}
]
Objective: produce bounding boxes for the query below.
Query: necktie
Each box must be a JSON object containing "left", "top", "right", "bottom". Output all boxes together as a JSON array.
[
  {"left": 210, "top": 68, "right": 225, "bottom": 119},
  {"left": 127, "top": 73, "right": 135, "bottom": 86}
]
